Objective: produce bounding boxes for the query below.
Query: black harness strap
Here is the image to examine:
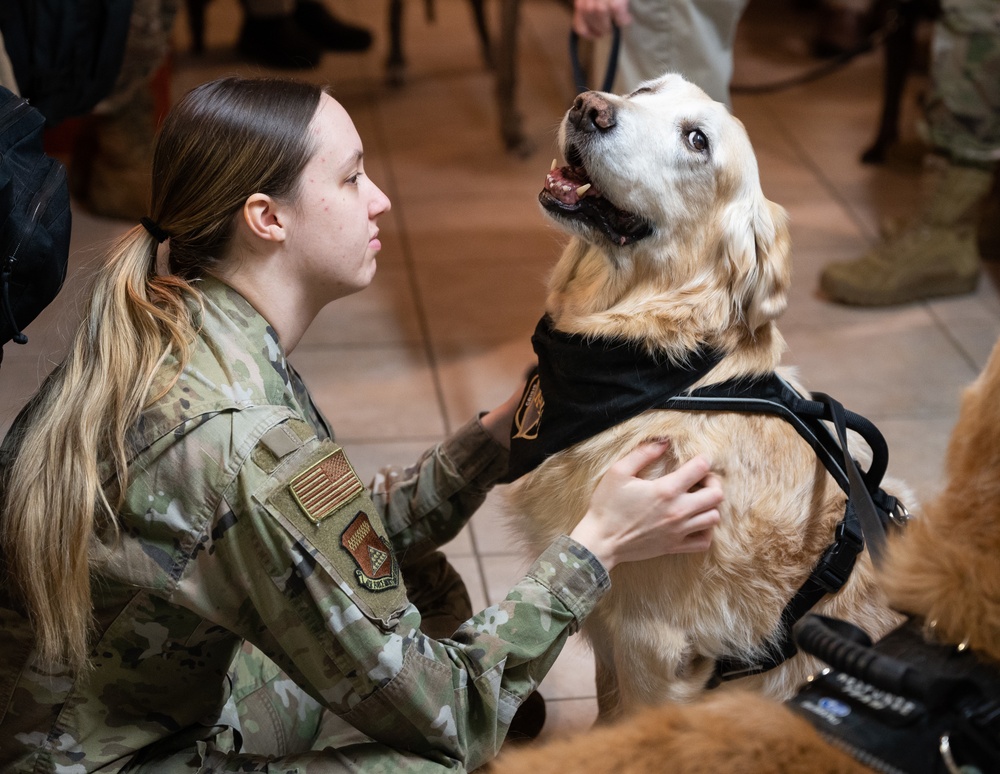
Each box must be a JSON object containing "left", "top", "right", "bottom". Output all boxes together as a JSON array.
[{"left": 664, "top": 373, "right": 902, "bottom": 683}]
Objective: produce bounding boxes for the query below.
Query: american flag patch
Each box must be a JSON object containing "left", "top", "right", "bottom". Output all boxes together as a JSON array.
[{"left": 289, "top": 450, "right": 364, "bottom": 524}]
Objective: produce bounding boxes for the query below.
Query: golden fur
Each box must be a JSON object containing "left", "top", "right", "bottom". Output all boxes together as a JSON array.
[
  {"left": 490, "top": 332, "right": 1000, "bottom": 774},
  {"left": 489, "top": 691, "right": 868, "bottom": 773},
  {"left": 507, "top": 74, "right": 904, "bottom": 719}
]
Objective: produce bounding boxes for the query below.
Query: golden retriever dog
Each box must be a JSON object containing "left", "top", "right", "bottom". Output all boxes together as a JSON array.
[
  {"left": 504, "top": 73, "right": 906, "bottom": 719},
  {"left": 491, "top": 333, "right": 1000, "bottom": 774}
]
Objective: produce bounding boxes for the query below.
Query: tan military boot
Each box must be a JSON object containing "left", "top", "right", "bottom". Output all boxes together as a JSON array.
[{"left": 820, "top": 161, "right": 995, "bottom": 306}]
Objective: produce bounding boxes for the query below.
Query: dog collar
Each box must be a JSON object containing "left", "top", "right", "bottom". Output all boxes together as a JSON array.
[{"left": 501, "top": 315, "right": 723, "bottom": 483}]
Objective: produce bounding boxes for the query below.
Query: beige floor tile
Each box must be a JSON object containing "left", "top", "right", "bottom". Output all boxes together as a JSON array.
[
  {"left": 298, "top": 267, "right": 423, "bottom": 347},
  {"left": 415, "top": 260, "right": 551, "bottom": 347},
  {"left": 781, "top": 267, "right": 936, "bottom": 333},
  {"left": 479, "top": 553, "right": 536, "bottom": 606},
  {"left": 1, "top": 212, "right": 128, "bottom": 435},
  {"left": 289, "top": 345, "right": 445, "bottom": 442},
  {"left": 445, "top": 555, "right": 488, "bottom": 615},
  {"left": 469, "top": 488, "right": 527, "bottom": 558},
  {"left": 782, "top": 317, "right": 981, "bottom": 419},
  {"left": 530, "top": 697, "right": 599, "bottom": 742},
  {"left": 396, "top": 195, "right": 562, "bottom": 264},
  {"left": 876, "top": 415, "right": 960, "bottom": 507},
  {"left": 926, "top": 284, "right": 1000, "bottom": 370},
  {"left": 435, "top": 338, "right": 538, "bottom": 431},
  {"left": 535, "top": 636, "right": 598, "bottom": 701}
]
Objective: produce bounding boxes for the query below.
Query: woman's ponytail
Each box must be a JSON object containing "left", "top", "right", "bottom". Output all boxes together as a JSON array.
[{"left": 2, "top": 227, "right": 194, "bottom": 671}]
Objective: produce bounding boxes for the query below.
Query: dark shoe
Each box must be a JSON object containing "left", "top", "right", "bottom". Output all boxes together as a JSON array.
[
  {"left": 295, "top": 0, "right": 372, "bottom": 52},
  {"left": 811, "top": 3, "right": 870, "bottom": 57},
  {"left": 238, "top": 15, "right": 321, "bottom": 69},
  {"left": 506, "top": 691, "right": 546, "bottom": 743}
]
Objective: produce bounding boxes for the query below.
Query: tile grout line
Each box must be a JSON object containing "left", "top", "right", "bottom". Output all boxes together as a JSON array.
[
  {"left": 364, "top": 86, "right": 495, "bottom": 602},
  {"left": 757, "top": 92, "right": 990, "bottom": 373},
  {"left": 755, "top": 91, "right": 880, "bottom": 245},
  {"left": 366, "top": 91, "right": 453, "bottom": 439}
]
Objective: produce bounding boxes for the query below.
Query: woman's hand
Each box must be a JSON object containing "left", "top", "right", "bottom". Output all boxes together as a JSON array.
[
  {"left": 573, "top": 0, "right": 633, "bottom": 39},
  {"left": 570, "top": 442, "right": 722, "bottom": 571},
  {"left": 480, "top": 380, "right": 530, "bottom": 451}
]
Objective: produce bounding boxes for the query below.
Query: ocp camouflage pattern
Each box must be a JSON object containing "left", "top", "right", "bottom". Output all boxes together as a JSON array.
[
  {"left": 924, "top": 0, "right": 1000, "bottom": 164},
  {"left": 0, "top": 277, "right": 610, "bottom": 772}
]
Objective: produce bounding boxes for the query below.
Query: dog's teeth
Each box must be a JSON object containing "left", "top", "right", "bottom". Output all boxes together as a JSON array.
[
  {"left": 551, "top": 158, "right": 558, "bottom": 171},
  {"left": 576, "top": 184, "right": 591, "bottom": 197}
]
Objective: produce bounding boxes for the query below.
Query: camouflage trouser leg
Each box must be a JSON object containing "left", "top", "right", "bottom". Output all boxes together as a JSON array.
[
  {"left": 127, "top": 550, "right": 473, "bottom": 772},
  {"left": 923, "top": 0, "right": 1000, "bottom": 166}
]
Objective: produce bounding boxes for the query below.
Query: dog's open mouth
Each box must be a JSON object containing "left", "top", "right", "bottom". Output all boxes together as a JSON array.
[{"left": 539, "top": 147, "right": 652, "bottom": 246}]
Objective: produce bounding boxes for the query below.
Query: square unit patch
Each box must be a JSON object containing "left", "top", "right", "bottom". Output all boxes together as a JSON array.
[{"left": 289, "top": 449, "right": 364, "bottom": 524}]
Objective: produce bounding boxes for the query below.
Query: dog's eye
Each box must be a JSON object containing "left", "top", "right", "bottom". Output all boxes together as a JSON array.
[{"left": 686, "top": 129, "right": 709, "bottom": 153}]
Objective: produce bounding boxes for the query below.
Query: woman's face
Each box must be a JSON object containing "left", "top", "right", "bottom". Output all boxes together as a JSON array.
[{"left": 285, "top": 93, "right": 391, "bottom": 306}]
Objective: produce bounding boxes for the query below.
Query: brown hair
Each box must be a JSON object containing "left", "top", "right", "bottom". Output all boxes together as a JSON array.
[{"left": 2, "top": 76, "right": 324, "bottom": 672}]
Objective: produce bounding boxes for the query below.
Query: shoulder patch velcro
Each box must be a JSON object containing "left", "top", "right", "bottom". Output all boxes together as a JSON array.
[
  {"left": 260, "top": 422, "right": 307, "bottom": 459},
  {"left": 290, "top": 449, "right": 365, "bottom": 524}
]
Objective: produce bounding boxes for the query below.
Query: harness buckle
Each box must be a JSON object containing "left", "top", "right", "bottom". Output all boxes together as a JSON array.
[
  {"left": 813, "top": 518, "right": 864, "bottom": 594},
  {"left": 890, "top": 500, "right": 911, "bottom": 528}
]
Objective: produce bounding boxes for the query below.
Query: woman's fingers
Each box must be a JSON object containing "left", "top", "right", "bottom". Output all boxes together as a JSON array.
[
  {"left": 658, "top": 455, "right": 714, "bottom": 496},
  {"left": 612, "top": 440, "right": 673, "bottom": 477}
]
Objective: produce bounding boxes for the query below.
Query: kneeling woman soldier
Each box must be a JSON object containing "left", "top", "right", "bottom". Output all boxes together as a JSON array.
[{"left": 0, "top": 76, "right": 722, "bottom": 772}]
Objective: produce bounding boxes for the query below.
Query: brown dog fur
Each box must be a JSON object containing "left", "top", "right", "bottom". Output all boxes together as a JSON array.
[
  {"left": 491, "top": 334, "right": 1000, "bottom": 774},
  {"left": 506, "top": 74, "right": 904, "bottom": 719}
]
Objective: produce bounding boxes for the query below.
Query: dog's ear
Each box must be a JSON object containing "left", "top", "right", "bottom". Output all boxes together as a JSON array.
[{"left": 719, "top": 194, "right": 791, "bottom": 332}]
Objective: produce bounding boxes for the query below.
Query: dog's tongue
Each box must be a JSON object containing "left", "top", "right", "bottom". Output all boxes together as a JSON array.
[{"left": 544, "top": 162, "right": 596, "bottom": 206}]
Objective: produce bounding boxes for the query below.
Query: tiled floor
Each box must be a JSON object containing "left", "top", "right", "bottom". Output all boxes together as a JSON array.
[{"left": 3, "top": 0, "right": 998, "bottom": 743}]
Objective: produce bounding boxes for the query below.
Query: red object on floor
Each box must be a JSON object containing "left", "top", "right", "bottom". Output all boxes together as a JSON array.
[{"left": 42, "top": 53, "right": 173, "bottom": 162}]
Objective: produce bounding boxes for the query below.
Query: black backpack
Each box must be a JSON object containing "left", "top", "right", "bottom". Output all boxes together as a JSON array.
[
  {"left": 0, "top": 0, "right": 134, "bottom": 127},
  {"left": 0, "top": 86, "right": 71, "bottom": 364}
]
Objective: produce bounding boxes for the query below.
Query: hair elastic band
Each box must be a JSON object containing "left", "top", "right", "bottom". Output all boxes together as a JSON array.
[{"left": 140, "top": 217, "right": 170, "bottom": 244}]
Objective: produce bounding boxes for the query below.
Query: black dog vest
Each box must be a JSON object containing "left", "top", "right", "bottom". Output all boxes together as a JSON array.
[
  {"left": 502, "top": 315, "right": 722, "bottom": 484},
  {"left": 504, "top": 315, "right": 904, "bottom": 681}
]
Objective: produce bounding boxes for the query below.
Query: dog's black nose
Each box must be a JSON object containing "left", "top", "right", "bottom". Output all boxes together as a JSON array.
[{"left": 569, "top": 92, "right": 616, "bottom": 133}]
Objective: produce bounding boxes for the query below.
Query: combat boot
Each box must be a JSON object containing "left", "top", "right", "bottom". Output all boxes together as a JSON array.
[{"left": 820, "top": 161, "right": 995, "bottom": 306}]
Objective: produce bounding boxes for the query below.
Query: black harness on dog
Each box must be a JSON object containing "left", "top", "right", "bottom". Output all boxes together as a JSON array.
[
  {"left": 788, "top": 614, "right": 1000, "bottom": 774},
  {"left": 668, "top": 374, "right": 907, "bottom": 683},
  {"left": 504, "top": 316, "right": 906, "bottom": 683}
]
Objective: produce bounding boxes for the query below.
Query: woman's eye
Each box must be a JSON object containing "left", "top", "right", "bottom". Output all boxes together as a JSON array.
[
  {"left": 347, "top": 173, "right": 362, "bottom": 185},
  {"left": 686, "top": 129, "right": 708, "bottom": 152}
]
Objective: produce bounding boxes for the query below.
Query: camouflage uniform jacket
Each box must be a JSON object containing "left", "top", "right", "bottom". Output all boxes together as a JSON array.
[{"left": 0, "top": 277, "right": 610, "bottom": 773}]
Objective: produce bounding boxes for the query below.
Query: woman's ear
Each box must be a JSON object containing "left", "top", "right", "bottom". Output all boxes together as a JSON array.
[{"left": 242, "top": 193, "right": 287, "bottom": 243}]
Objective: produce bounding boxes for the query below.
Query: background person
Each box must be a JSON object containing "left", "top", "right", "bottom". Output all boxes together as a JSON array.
[
  {"left": 819, "top": 0, "right": 999, "bottom": 306},
  {"left": 572, "top": 0, "right": 749, "bottom": 104}
]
